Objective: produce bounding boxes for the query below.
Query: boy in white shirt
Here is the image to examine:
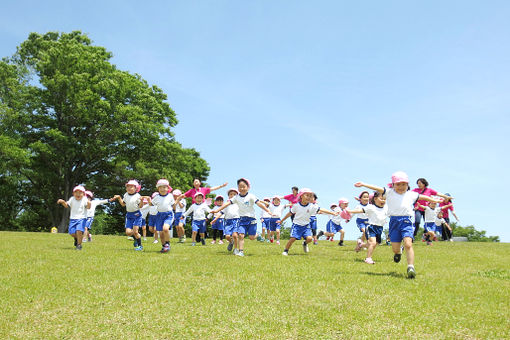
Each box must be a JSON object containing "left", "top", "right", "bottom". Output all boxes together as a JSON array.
[
  {"left": 57, "top": 185, "right": 91, "bottom": 250},
  {"left": 179, "top": 192, "right": 212, "bottom": 246}
]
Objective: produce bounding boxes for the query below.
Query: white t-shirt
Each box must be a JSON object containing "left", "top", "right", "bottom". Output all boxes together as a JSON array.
[
  {"left": 363, "top": 204, "right": 388, "bottom": 227},
  {"left": 140, "top": 203, "right": 151, "bottom": 219},
  {"left": 383, "top": 188, "right": 419, "bottom": 217},
  {"left": 149, "top": 205, "right": 158, "bottom": 216},
  {"left": 183, "top": 203, "right": 212, "bottom": 221},
  {"left": 86, "top": 199, "right": 109, "bottom": 218},
  {"left": 261, "top": 206, "right": 272, "bottom": 218},
  {"left": 331, "top": 207, "right": 344, "bottom": 225},
  {"left": 355, "top": 203, "right": 369, "bottom": 219},
  {"left": 229, "top": 193, "right": 259, "bottom": 218},
  {"left": 67, "top": 197, "right": 89, "bottom": 219},
  {"left": 224, "top": 204, "right": 240, "bottom": 219},
  {"left": 435, "top": 216, "right": 446, "bottom": 227},
  {"left": 123, "top": 193, "right": 141, "bottom": 212},
  {"left": 151, "top": 193, "right": 175, "bottom": 212},
  {"left": 174, "top": 199, "right": 187, "bottom": 213},
  {"left": 424, "top": 206, "right": 440, "bottom": 223},
  {"left": 290, "top": 202, "right": 320, "bottom": 226},
  {"left": 269, "top": 203, "right": 287, "bottom": 219}
]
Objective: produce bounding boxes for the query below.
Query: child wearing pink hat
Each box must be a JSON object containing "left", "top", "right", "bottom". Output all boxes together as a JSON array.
[
  {"left": 179, "top": 192, "right": 212, "bottom": 246},
  {"left": 267, "top": 196, "right": 290, "bottom": 245},
  {"left": 172, "top": 189, "right": 187, "bottom": 243},
  {"left": 83, "top": 190, "right": 114, "bottom": 243},
  {"left": 148, "top": 179, "right": 176, "bottom": 253},
  {"left": 147, "top": 192, "right": 160, "bottom": 244},
  {"left": 354, "top": 171, "right": 442, "bottom": 278},
  {"left": 210, "top": 196, "right": 226, "bottom": 244},
  {"left": 112, "top": 180, "right": 145, "bottom": 251},
  {"left": 211, "top": 178, "right": 273, "bottom": 257},
  {"left": 223, "top": 188, "right": 240, "bottom": 252},
  {"left": 57, "top": 185, "right": 91, "bottom": 250}
]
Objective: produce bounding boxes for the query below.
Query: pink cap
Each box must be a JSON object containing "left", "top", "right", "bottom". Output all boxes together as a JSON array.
[
  {"left": 172, "top": 189, "right": 182, "bottom": 196},
  {"left": 330, "top": 203, "right": 338, "bottom": 209},
  {"left": 151, "top": 192, "right": 159, "bottom": 199},
  {"left": 272, "top": 195, "right": 282, "bottom": 200},
  {"left": 340, "top": 209, "right": 352, "bottom": 220},
  {"left": 73, "top": 185, "right": 86, "bottom": 193},
  {"left": 215, "top": 195, "right": 224, "bottom": 200},
  {"left": 297, "top": 188, "right": 313, "bottom": 199},
  {"left": 194, "top": 192, "right": 204, "bottom": 198},
  {"left": 391, "top": 171, "right": 409, "bottom": 184},
  {"left": 238, "top": 177, "right": 251, "bottom": 188},
  {"left": 125, "top": 180, "right": 141, "bottom": 193},
  {"left": 227, "top": 188, "right": 239, "bottom": 195},
  {"left": 263, "top": 197, "right": 271, "bottom": 202},
  {"left": 338, "top": 197, "right": 349, "bottom": 205},
  {"left": 85, "top": 190, "right": 93, "bottom": 198},
  {"left": 156, "top": 179, "right": 172, "bottom": 192}
]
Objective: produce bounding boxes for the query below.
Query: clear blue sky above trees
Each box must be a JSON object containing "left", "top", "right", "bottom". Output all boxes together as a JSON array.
[{"left": 1, "top": 1, "right": 508, "bottom": 241}]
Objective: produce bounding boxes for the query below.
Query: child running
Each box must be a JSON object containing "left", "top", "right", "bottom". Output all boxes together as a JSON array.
[
  {"left": 149, "top": 179, "right": 175, "bottom": 253},
  {"left": 279, "top": 188, "right": 337, "bottom": 255},
  {"left": 179, "top": 192, "right": 211, "bottom": 246},
  {"left": 172, "top": 189, "right": 187, "bottom": 243},
  {"left": 210, "top": 196, "right": 225, "bottom": 244},
  {"left": 354, "top": 171, "right": 442, "bottom": 278},
  {"left": 57, "top": 185, "right": 91, "bottom": 250},
  {"left": 147, "top": 192, "right": 159, "bottom": 244},
  {"left": 353, "top": 191, "right": 370, "bottom": 251},
  {"left": 417, "top": 201, "right": 447, "bottom": 245},
  {"left": 211, "top": 178, "right": 273, "bottom": 257},
  {"left": 259, "top": 198, "right": 272, "bottom": 242},
  {"left": 223, "top": 188, "right": 240, "bottom": 252},
  {"left": 318, "top": 204, "right": 338, "bottom": 241},
  {"left": 112, "top": 180, "right": 144, "bottom": 251},
  {"left": 268, "top": 196, "right": 289, "bottom": 245},
  {"left": 140, "top": 197, "right": 150, "bottom": 241},
  {"left": 83, "top": 190, "right": 112, "bottom": 243},
  {"left": 310, "top": 194, "right": 319, "bottom": 245},
  {"left": 347, "top": 191, "right": 388, "bottom": 264}
]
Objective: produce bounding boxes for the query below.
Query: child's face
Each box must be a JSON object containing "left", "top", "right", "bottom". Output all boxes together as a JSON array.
[
  {"left": 195, "top": 195, "right": 204, "bottom": 204},
  {"left": 374, "top": 195, "right": 386, "bottom": 206},
  {"left": 339, "top": 202, "right": 348, "bottom": 209},
  {"left": 393, "top": 182, "right": 408, "bottom": 194},
  {"left": 228, "top": 191, "right": 237, "bottom": 199},
  {"left": 360, "top": 193, "right": 369, "bottom": 205},
  {"left": 126, "top": 184, "right": 136, "bottom": 194},
  {"left": 73, "top": 191, "right": 84, "bottom": 200},
  {"left": 300, "top": 192, "right": 313, "bottom": 204},
  {"left": 429, "top": 202, "right": 437, "bottom": 209},
  {"left": 193, "top": 179, "right": 201, "bottom": 188},
  {"left": 273, "top": 198, "right": 280, "bottom": 205},
  {"left": 438, "top": 211, "right": 443, "bottom": 218},
  {"left": 292, "top": 188, "right": 298, "bottom": 195},
  {"left": 158, "top": 186, "right": 169, "bottom": 196},
  {"left": 215, "top": 199, "right": 223, "bottom": 206},
  {"left": 237, "top": 181, "right": 249, "bottom": 195}
]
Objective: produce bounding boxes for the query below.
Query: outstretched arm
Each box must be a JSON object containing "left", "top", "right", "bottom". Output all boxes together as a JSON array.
[
  {"left": 211, "top": 201, "right": 232, "bottom": 214},
  {"left": 419, "top": 195, "right": 442, "bottom": 204},
  {"left": 209, "top": 182, "right": 228, "bottom": 192},
  {"left": 277, "top": 211, "right": 293, "bottom": 224},
  {"left": 113, "top": 195, "right": 126, "bottom": 207},
  {"left": 346, "top": 208, "right": 364, "bottom": 214},
  {"left": 354, "top": 182, "right": 384, "bottom": 194},
  {"left": 256, "top": 201, "right": 272, "bottom": 215},
  {"left": 318, "top": 208, "right": 337, "bottom": 216},
  {"left": 57, "top": 199, "right": 68, "bottom": 208}
]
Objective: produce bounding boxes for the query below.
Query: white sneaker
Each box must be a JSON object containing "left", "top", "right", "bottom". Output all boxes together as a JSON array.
[
  {"left": 211, "top": 240, "right": 216, "bottom": 244},
  {"left": 303, "top": 242, "right": 309, "bottom": 253},
  {"left": 143, "top": 237, "right": 147, "bottom": 241},
  {"left": 276, "top": 240, "right": 280, "bottom": 245},
  {"left": 236, "top": 251, "right": 244, "bottom": 257},
  {"left": 153, "top": 239, "right": 159, "bottom": 244},
  {"left": 282, "top": 251, "right": 288, "bottom": 256},
  {"left": 233, "top": 249, "right": 239, "bottom": 255}
]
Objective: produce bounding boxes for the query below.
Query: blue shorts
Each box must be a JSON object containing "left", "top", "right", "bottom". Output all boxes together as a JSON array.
[
  {"left": 268, "top": 217, "right": 281, "bottom": 231},
  {"left": 367, "top": 225, "right": 383, "bottom": 238},
  {"left": 388, "top": 216, "right": 414, "bottom": 243},
  {"left": 173, "top": 212, "right": 183, "bottom": 227},
  {"left": 235, "top": 217, "right": 257, "bottom": 235},
  {"left": 290, "top": 223, "right": 312, "bottom": 240},
  {"left": 356, "top": 218, "right": 369, "bottom": 232},
  {"left": 192, "top": 220, "right": 206, "bottom": 233},
  {"left": 261, "top": 218, "right": 270, "bottom": 230},
  {"left": 309, "top": 216, "right": 317, "bottom": 230},
  {"left": 424, "top": 222, "right": 436, "bottom": 233},
  {"left": 212, "top": 218, "right": 224, "bottom": 230},
  {"left": 68, "top": 218, "right": 86, "bottom": 234},
  {"left": 141, "top": 218, "right": 146, "bottom": 227},
  {"left": 224, "top": 218, "right": 239, "bottom": 236},
  {"left": 435, "top": 225, "right": 443, "bottom": 236},
  {"left": 125, "top": 211, "right": 142, "bottom": 229},
  {"left": 85, "top": 217, "right": 94, "bottom": 229},
  {"left": 147, "top": 214, "right": 157, "bottom": 228},
  {"left": 155, "top": 211, "right": 174, "bottom": 232},
  {"left": 329, "top": 221, "right": 342, "bottom": 233}
]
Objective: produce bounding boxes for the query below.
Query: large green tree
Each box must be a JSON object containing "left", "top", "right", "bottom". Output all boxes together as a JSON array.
[{"left": 0, "top": 31, "right": 209, "bottom": 232}]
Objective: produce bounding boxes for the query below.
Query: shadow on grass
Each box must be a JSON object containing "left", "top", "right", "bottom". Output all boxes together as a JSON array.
[{"left": 362, "top": 271, "right": 406, "bottom": 278}]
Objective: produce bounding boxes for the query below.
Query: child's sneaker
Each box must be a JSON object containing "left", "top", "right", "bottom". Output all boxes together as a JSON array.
[
  {"left": 426, "top": 241, "right": 432, "bottom": 246},
  {"left": 153, "top": 239, "right": 159, "bottom": 244},
  {"left": 143, "top": 237, "right": 147, "bottom": 241},
  {"left": 355, "top": 239, "right": 362, "bottom": 252},
  {"left": 191, "top": 242, "right": 196, "bottom": 246},
  {"left": 82, "top": 237, "right": 88, "bottom": 242},
  {"left": 227, "top": 242, "right": 234, "bottom": 251},
  {"left": 88, "top": 235, "right": 92, "bottom": 242},
  {"left": 127, "top": 236, "right": 134, "bottom": 240},
  {"left": 218, "top": 240, "right": 224, "bottom": 245},
  {"left": 393, "top": 253, "right": 401, "bottom": 263},
  {"left": 201, "top": 239, "right": 206, "bottom": 245},
  {"left": 266, "top": 239, "right": 270, "bottom": 243},
  {"left": 233, "top": 248, "right": 239, "bottom": 255},
  {"left": 75, "top": 244, "right": 82, "bottom": 251},
  {"left": 407, "top": 266, "right": 416, "bottom": 278},
  {"left": 364, "top": 257, "right": 375, "bottom": 264},
  {"left": 256, "top": 235, "right": 263, "bottom": 241},
  {"left": 134, "top": 246, "right": 144, "bottom": 251},
  {"left": 276, "top": 240, "right": 280, "bottom": 245},
  {"left": 303, "top": 241, "right": 309, "bottom": 253},
  {"left": 330, "top": 238, "right": 334, "bottom": 242},
  {"left": 211, "top": 240, "right": 216, "bottom": 244},
  {"left": 270, "top": 238, "right": 274, "bottom": 243},
  {"left": 313, "top": 240, "right": 318, "bottom": 245},
  {"left": 338, "top": 240, "right": 344, "bottom": 246},
  {"left": 282, "top": 250, "right": 289, "bottom": 256},
  {"left": 236, "top": 250, "right": 245, "bottom": 257},
  {"left": 178, "top": 237, "right": 184, "bottom": 243}
]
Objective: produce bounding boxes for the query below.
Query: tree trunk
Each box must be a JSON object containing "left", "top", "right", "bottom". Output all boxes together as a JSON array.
[{"left": 57, "top": 179, "right": 72, "bottom": 233}]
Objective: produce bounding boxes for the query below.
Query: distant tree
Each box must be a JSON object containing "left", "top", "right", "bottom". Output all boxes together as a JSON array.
[
  {"left": 450, "top": 222, "right": 500, "bottom": 242},
  {"left": 0, "top": 31, "right": 209, "bottom": 233}
]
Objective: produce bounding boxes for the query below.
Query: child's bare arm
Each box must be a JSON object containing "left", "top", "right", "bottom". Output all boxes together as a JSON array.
[
  {"left": 211, "top": 201, "right": 232, "bottom": 214},
  {"left": 256, "top": 201, "right": 272, "bottom": 215},
  {"left": 278, "top": 211, "right": 293, "bottom": 224},
  {"left": 354, "top": 182, "right": 384, "bottom": 194},
  {"left": 57, "top": 199, "right": 68, "bottom": 208}
]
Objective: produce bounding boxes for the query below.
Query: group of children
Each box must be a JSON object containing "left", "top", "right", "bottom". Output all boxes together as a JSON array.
[{"left": 58, "top": 171, "right": 456, "bottom": 278}]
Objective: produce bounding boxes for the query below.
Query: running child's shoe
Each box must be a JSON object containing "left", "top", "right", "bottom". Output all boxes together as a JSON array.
[
  {"left": 233, "top": 248, "right": 239, "bottom": 255},
  {"left": 394, "top": 253, "right": 401, "bottom": 263},
  {"left": 407, "top": 266, "right": 416, "bottom": 278},
  {"left": 211, "top": 240, "right": 216, "bottom": 244},
  {"left": 355, "top": 239, "right": 362, "bottom": 252},
  {"left": 201, "top": 239, "right": 206, "bottom": 245},
  {"left": 270, "top": 238, "right": 274, "bottom": 243},
  {"left": 276, "top": 240, "right": 280, "bottom": 245},
  {"left": 191, "top": 242, "right": 196, "bottom": 246},
  {"left": 282, "top": 251, "right": 288, "bottom": 256},
  {"left": 218, "top": 240, "right": 224, "bottom": 244},
  {"left": 76, "top": 244, "right": 82, "bottom": 251},
  {"left": 153, "top": 239, "right": 159, "bottom": 244},
  {"left": 134, "top": 246, "right": 144, "bottom": 251},
  {"left": 303, "top": 241, "right": 309, "bottom": 253},
  {"left": 227, "top": 242, "right": 234, "bottom": 251},
  {"left": 364, "top": 257, "right": 375, "bottom": 264},
  {"left": 236, "top": 250, "right": 245, "bottom": 257},
  {"left": 313, "top": 240, "right": 318, "bottom": 245}
]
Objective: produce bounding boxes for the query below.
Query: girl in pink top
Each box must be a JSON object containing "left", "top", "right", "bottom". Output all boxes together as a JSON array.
[
  {"left": 439, "top": 193, "right": 459, "bottom": 240},
  {"left": 283, "top": 186, "right": 299, "bottom": 205},
  {"left": 412, "top": 178, "right": 452, "bottom": 237},
  {"left": 181, "top": 178, "right": 228, "bottom": 203}
]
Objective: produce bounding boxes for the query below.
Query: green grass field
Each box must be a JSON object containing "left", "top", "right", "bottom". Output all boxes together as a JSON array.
[{"left": 0, "top": 232, "right": 509, "bottom": 339}]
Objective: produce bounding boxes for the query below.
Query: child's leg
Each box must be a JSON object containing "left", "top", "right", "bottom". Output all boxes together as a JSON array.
[
  {"left": 126, "top": 228, "right": 133, "bottom": 236},
  {"left": 83, "top": 227, "right": 89, "bottom": 240},
  {"left": 276, "top": 229, "right": 281, "bottom": 241},
  {"left": 339, "top": 230, "right": 345, "bottom": 241},
  {"left": 360, "top": 228, "right": 366, "bottom": 243},
  {"left": 233, "top": 232, "right": 239, "bottom": 249},
  {"left": 70, "top": 233, "right": 77, "bottom": 246},
  {"left": 212, "top": 228, "right": 217, "bottom": 241},
  {"left": 391, "top": 242, "right": 402, "bottom": 254},
  {"left": 142, "top": 226, "right": 147, "bottom": 238},
  {"left": 284, "top": 237, "right": 297, "bottom": 251},
  {"left": 305, "top": 236, "right": 313, "bottom": 244},
  {"left": 192, "top": 231, "right": 197, "bottom": 243},
  {"left": 76, "top": 230, "right": 83, "bottom": 246},
  {"left": 403, "top": 237, "right": 414, "bottom": 265},
  {"left": 219, "top": 230, "right": 224, "bottom": 240},
  {"left": 238, "top": 233, "right": 245, "bottom": 250},
  {"left": 262, "top": 227, "right": 266, "bottom": 239},
  {"left": 199, "top": 233, "right": 205, "bottom": 243},
  {"left": 162, "top": 224, "right": 170, "bottom": 244},
  {"left": 133, "top": 226, "right": 142, "bottom": 247},
  {"left": 366, "top": 237, "right": 377, "bottom": 258}
]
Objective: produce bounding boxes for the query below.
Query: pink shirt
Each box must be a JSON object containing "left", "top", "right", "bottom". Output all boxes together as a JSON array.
[
  {"left": 283, "top": 193, "right": 299, "bottom": 205},
  {"left": 440, "top": 202, "right": 454, "bottom": 219},
  {"left": 184, "top": 187, "right": 211, "bottom": 203},
  {"left": 412, "top": 187, "right": 437, "bottom": 211}
]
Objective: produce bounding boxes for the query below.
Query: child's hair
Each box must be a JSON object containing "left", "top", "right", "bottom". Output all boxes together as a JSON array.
[
  {"left": 370, "top": 191, "right": 383, "bottom": 205},
  {"left": 292, "top": 186, "right": 299, "bottom": 192},
  {"left": 313, "top": 193, "right": 318, "bottom": 200},
  {"left": 417, "top": 178, "right": 429, "bottom": 187},
  {"left": 359, "top": 191, "right": 369, "bottom": 200}
]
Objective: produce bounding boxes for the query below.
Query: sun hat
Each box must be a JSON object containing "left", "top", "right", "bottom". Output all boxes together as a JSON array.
[
  {"left": 194, "top": 192, "right": 204, "bottom": 198},
  {"left": 73, "top": 185, "right": 86, "bottom": 193},
  {"left": 338, "top": 197, "right": 349, "bottom": 205},
  {"left": 172, "top": 189, "right": 182, "bottom": 196},
  {"left": 215, "top": 195, "right": 224, "bottom": 200},
  {"left": 125, "top": 180, "right": 141, "bottom": 193},
  {"left": 156, "top": 179, "right": 172, "bottom": 192},
  {"left": 85, "top": 190, "right": 93, "bottom": 198},
  {"left": 297, "top": 188, "right": 313, "bottom": 199},
  {"left": 228, "top": 188, "right": 239, "bottom": 195}
]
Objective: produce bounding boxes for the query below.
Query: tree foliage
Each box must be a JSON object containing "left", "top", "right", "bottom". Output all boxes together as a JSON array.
[
  {"left": 450, "top": 222, "right": 499, "bottom": 242},
  {"left": 0, "top": 31, "right": 209, "bottom": 232}
]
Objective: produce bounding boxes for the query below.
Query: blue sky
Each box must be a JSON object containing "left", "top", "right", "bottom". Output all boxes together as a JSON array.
[{"left": 1, "top": 1, "right": 509, "bottom": 241}]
